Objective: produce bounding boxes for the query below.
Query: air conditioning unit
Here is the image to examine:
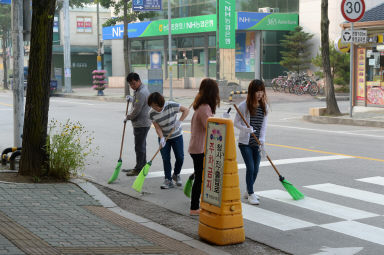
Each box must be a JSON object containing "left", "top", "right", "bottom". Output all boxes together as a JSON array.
[
  {"left": 271, "top": 7, "right": 279, "bottom": 13},
  {"left": 258, "top": 7, "right": 271, "bottom": 13}
]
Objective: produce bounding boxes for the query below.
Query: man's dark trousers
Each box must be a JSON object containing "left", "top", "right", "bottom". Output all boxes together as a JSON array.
[{"left": 134, "top": 127, "right": 150, "bottom": 171}]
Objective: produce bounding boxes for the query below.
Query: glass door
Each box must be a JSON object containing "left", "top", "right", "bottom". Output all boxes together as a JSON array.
[{"left": 177, "top": 49, "right": 193, "bottom": 78}]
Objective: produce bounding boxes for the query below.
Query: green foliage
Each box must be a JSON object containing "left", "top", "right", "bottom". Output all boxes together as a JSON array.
[
  {"left": 46, "top": 119, "right": 98, "bottom": 181},
  {"left": 99, "top": 0, "right": 155, "bottom": 27},
  {"left": 312, "top": 43, "right": 350, "bottom": 86},
  {"left": 280, "top": 26, "right": 314, "bottom": 73},
  {"left": 0, "top": 4, "right": 11, "bottom": 36},
  {"left": 56, "top": 0, "right": 94, "bottom": 11}
]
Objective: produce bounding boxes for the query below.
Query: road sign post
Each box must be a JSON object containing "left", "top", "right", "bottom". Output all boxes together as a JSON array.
[
  {"left": 341, "top": 0, "right": 365, "bottom": 117},
  {"left": 132, "top": 0, "right": 162, "bottom": 11}
]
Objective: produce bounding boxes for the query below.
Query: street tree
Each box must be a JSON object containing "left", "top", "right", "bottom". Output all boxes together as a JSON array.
[
  {"left": 99, "top": 0, "right": 154, "bottom": 96},
  {"left": 280, "top": 26, "right": 314, "bottom": 73},
  {"left": 19, "top": 0, "right": 57, "bottom": 177},
  {"left": 320, "top": 0, "right": 341, "bottom": 115},
  {"left": 312, "top": 43, "right": 350, "bottom": 89},
  {"left": 0, "top": 4, "right": 11, "bottom": 90}
]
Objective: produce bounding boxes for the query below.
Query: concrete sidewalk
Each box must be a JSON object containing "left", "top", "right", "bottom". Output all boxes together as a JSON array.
[{"left": 0, "top": 177, "right": 226, "bottom": 255}]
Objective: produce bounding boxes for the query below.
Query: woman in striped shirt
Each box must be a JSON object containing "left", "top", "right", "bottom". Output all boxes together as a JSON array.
[{"left": 234, "top": 79, "right": 268, "bottom": 205}]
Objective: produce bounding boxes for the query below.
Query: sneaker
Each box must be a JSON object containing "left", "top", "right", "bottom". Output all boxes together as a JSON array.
[
  {"left": 243, "top": 192, "right": 259, "bottom": 200},
  {"left": 125, "top": 169, "right": 140, "bottom": 176},
  {"left": 122, "top": 168, "right": 134, "bottom": 173},
  {"left": 161, "top": 179, "right": 174, "bottom": 189},
  {"left": 190, "top": 209, "right": 200, "bottom": 216},
  {"left": 172, "top": 173, "right": 182, "bottom": 186},
  {"left": 248, "top": 193, "right": 260, "bottom": 205}
]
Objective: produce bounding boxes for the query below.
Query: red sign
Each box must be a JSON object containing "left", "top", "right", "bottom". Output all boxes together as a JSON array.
[{"left": 341, "top": 0, "right": 365, "bottom": 22}]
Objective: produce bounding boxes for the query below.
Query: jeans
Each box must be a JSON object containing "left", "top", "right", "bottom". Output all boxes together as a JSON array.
[
  {"left": 239, "top": 144, "right": 261, "bottom": 195},
  {"left": 190, "top": 153, "right": 204, "bottom": 210},
  {"left": 159, "top": 135, "right": 184, "bottom": 180},
  {"left": 133, "top": 127, "right": 150, "bottom": 171}
]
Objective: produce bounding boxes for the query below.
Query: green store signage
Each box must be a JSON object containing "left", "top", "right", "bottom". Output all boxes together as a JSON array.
[
  {"left": 102, "top": 12, "right": 298, "bottom": 40},
  {"left": 237, "top": 12, "right": 298, "bottom": 31},
  {"left": 218, "top": 0, "right": 236, "bottom": 49},
  {"left": 141, "top": 14, "right": 217, "bottom": 37}
]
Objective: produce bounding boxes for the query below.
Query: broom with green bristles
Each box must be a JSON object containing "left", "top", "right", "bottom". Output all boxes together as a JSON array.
[
  {"left": 233, "top": 104, "right": 304, "bottom": 200},
  {"left": 183, "top": 173, "right": 194, "bottom": 198},
  {"left": 132, "top": 128, "right": 175, "bottom": 193},
  {"left": 108, "top": 99, "right": 131, "bottom": 184}
]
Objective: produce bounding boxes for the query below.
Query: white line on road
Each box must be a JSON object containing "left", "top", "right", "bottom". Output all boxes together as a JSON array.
[
  {"left": 269, "top": 124, "right": 384, "bottom": 139},
  {"left": 305, "top": 183, "right": 384, "bottom": 206},
  {"left": 320, "top": 221, "right": 384, "bottom": 246},
  {"left": 356, "top": 176, "right": 384, "bottom": 186},
  {"left": 50, "top": 99, "right": 95, "bottom": 106},
  {"left": 242, "top": 203, "right": 316, "bottom": 231},
  {"left": 257, "top": 189, "right": 378, "bottom": 220},
  {"left": 146, "top": 155, "right": 352, "bottom": 179}
]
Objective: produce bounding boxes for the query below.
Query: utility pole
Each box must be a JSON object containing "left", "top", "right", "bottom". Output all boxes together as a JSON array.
[
  {"left": 11, "top": 0, "right": 24, "bottom": 147},
  {"left": 63, "top": 0, "right": 72, "bottom": 93},
  {"left": 168, "top": 0, "right": 173, "bottom": 100},
  {"left": 96, "top": 1, "right": 102, "bottom": 70}
]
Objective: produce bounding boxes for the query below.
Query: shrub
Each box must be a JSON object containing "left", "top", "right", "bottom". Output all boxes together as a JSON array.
[{"left": 46, "top": 119, "right": 98, "bottom": 181}]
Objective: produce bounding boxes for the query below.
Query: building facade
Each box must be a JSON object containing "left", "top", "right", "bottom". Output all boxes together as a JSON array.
[
  {"left": 53, "top": 5, "right": 111, "bottom": 87},
  {"left": 103, "top": 0, "right": 299, "bottom": 88},
  {"left": 341, "top": 3, "right": 384, "bottom": 108}
]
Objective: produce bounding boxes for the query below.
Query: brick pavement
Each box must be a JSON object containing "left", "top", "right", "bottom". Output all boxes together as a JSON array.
[{"left": 0, "top": 182, "right": 210, "bottom": 255}]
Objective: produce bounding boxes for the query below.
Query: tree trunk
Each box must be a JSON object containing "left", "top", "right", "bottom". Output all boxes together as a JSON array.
[
  {"left": 2, "top": 30, "right": 8, "bottom": 89},
  {"left": 321, "top": 0, "right": 341, "bottom": 115},
  {"left": 123, "top": 0, "right": 130, "bottom": 96},
  {"left": 19, "top": 0, "right": 56, "bottom": 177}
]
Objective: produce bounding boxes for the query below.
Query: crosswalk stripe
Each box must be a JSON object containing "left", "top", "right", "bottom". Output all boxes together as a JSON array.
[
  {"left": 305, "top": 183, "right": 384, "bottom": 206},
  {"left": 356, "top": 176, "right": 384, "bottom": 186},
  {"left": 241, "top": 203, "right": 316, "bottom": 231},
  {"left": 257, "top": 190, "right": 378, "bottom": 220},
  {"left": 145, "top": 155, "right": 352, "bottom": 179},
  {"left": 320, "top": 221, "right": 384, "bottom": 246}
]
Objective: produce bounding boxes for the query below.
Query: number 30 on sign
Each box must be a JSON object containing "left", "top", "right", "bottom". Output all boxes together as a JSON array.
[{"left": 341, "top": 0, "right": 365, "bottom": 23}]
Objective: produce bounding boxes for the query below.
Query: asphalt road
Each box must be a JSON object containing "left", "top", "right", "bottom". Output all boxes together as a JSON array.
[{"left": 1, "top": 91, "right": 384, "bottom": 255}]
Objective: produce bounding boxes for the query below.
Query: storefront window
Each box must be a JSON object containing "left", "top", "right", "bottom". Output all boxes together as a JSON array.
[
  {"left": 147, "top": 39, "right": 164, "bottom": 50},
  {"left": 237, "top": 0, "right": 299, "bottom": 13},
  {"left": 366, "top": 47, "right": 384, "bottom": 82},
  {"left": 365, "top": 46, "right": 384, "bottom": 106}
]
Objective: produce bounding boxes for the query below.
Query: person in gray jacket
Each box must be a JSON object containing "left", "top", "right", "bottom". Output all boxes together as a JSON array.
[{"left": 123, "top": 73, "right": 151, "bottom": 176}]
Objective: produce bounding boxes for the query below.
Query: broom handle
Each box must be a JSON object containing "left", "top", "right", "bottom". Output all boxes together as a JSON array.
[
  {"left": 233, "top": 104, "right": 283, "bottom": 178},
  {"left": 150, "top": 127, "right": 175, "bottom": 162},
  {"left": 119, "top": 100, "right": 130, "bottom": 159}
]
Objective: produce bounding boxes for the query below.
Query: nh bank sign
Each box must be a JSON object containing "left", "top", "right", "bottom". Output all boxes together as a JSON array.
[{"left": 102, "top": 12, "right": 298, "bottom": 40}]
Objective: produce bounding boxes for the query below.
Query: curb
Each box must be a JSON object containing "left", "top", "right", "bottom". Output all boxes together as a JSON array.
[
  {"left": 53, "top": 93, "right": 126, "bottom": 103},
  {"left": 72, "top": 179, "right": 230, "bottom": 255},
  {"left": 314, "top": 96, "right": 349, "bottom": 101},
  {"left": 303, "top": 115, "right": 384, "bottom": 128}
]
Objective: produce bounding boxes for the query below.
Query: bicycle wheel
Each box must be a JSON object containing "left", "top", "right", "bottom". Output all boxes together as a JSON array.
[
  {"left": 272, "top": 79, "right": 279, "bottom": 92},
  {"left": 309, "top": 82, "right": 319, "bottom": 96}
]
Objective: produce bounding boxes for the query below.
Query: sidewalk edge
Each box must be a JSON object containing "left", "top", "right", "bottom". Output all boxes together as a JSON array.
[
  {"left": 303, "top": 115, "right": 384, "bottom": 128},
  {"left": 71, "top": 178, "right": 230, "bottom": 255}
]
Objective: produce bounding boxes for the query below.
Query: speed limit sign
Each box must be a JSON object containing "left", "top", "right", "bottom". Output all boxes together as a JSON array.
[{"left": 341, "top": 0, "right": 365, "bottom": 22}]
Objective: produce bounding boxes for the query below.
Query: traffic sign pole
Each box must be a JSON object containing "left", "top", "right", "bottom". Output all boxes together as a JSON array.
[
  {"left": 349, "top": 22, "right": 354, "bottom": 117},
  {"left": 341, "top": 0, "right": 365, "bottom": 117}
]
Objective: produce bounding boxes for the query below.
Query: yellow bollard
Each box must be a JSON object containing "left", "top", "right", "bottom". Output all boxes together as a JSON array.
[{"left": 198, "top": 117, "right": 245, "bottom": 245}]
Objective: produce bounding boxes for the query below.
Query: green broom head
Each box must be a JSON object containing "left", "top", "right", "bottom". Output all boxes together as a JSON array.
[
  {"left": 183, "top": 174, "right": 194, "bottom": 198},
  {"left": 280, "top": 176, "right": 304, "bottom": 200},
  {"left": 108, "top": 160, "right": 122, "bottom": 184},
  {"left": 132, "top": 162, "right": 152, "bottom": 193}
]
